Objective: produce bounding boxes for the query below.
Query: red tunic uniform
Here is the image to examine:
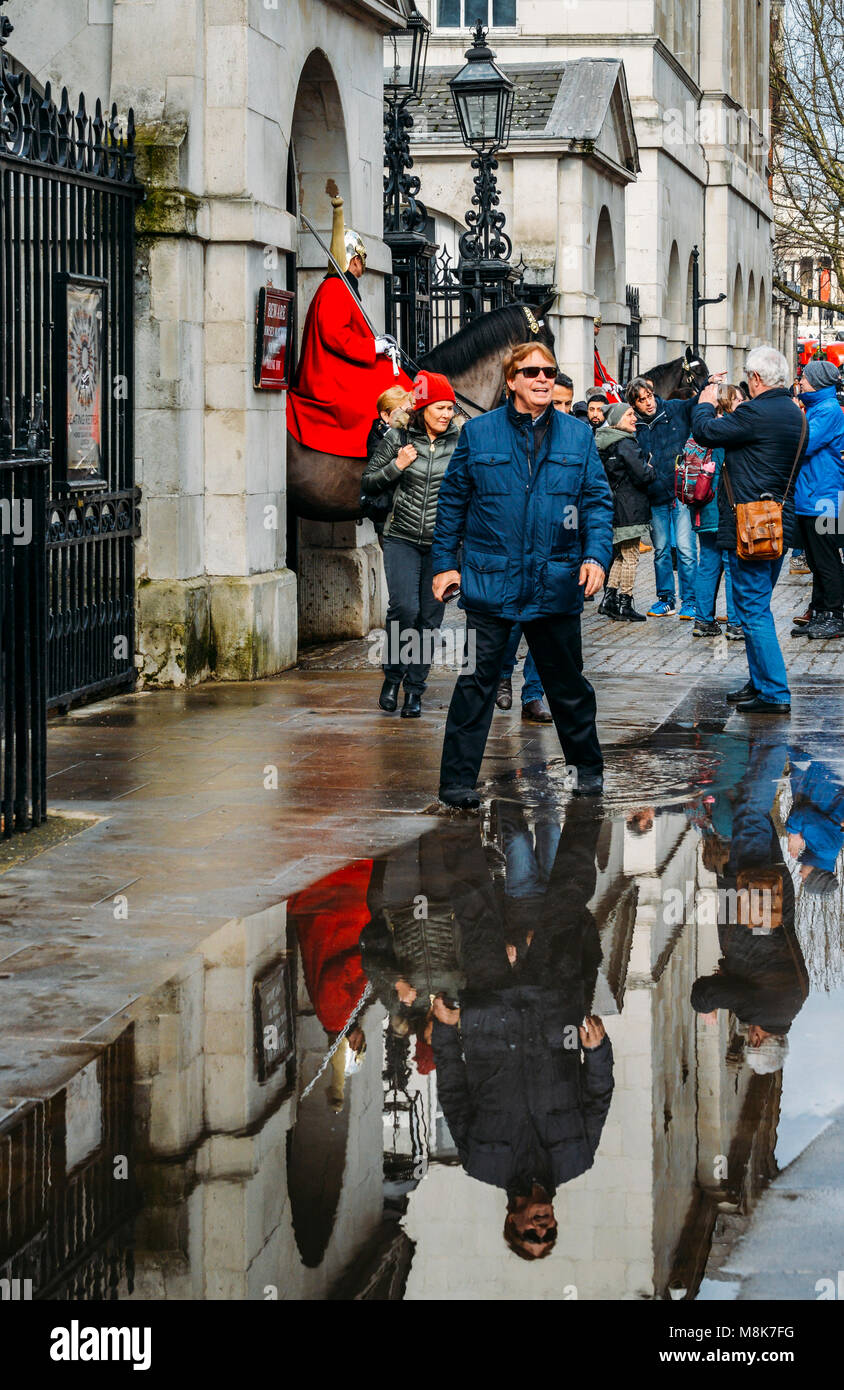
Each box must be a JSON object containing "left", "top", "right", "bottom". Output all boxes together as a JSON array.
[
  {"left": 286, "top": 275, "right": 412, "bottom": 457},
  {"left": 594, "top": 347, "right": 622, "bottom": 404},
  {"left": 287, "top": 860, "right": 374, "bottom": 1034}
]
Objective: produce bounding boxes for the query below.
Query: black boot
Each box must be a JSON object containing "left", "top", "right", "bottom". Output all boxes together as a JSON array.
[
  {"left": 401, "top": 690, "right": 422, "bottom": 718},
  {"left": 616, "top": 592, "right": 647, "bottom": 623},
  {"left": 495, "top": 677, "right": 513, "bottom": 710},
  {"left": 598, "top": 586, "right": 618, "bottom": 616},
  {"left": 808, "top": 611, "right": 844, "bottom": 640},
  {"left": 378, "top": 675, "right": 401, "bottom": 712}
]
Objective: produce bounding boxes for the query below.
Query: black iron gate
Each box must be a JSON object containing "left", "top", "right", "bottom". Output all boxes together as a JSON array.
[{"left": 0, "top": 11, "right": 142, "bottom": 712}]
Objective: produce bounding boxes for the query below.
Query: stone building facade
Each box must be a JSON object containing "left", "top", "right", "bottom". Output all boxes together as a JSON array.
[
  {"left": 5, "top": 0, "right": 408, "bottom": 685},
  {"left": 412, "top": 0, "right": 775, "bottom": 388}
]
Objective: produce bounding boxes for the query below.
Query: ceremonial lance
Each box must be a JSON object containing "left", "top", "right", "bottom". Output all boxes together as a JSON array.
[{"left": 299, "top": 211, "right": 400, "bottom": 377}]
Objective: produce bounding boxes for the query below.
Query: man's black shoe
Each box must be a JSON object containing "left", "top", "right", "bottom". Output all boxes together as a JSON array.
[
  {"left": 401, "top": 690, "right": 422, "bottom": 718},
  {"left": 439, "top": 789, "right": 481, "bottom": 810},
  {"left": 521, "top": 698, "right": 553, "bottom": 723},
  {"left": 495, "top": 677, "right": 513, "bottom": 710},
  {"left": 735, "top": 697, "right": 791, "bottom": 715},
  {"left": 807, "top": 611, "right": 844, "bottom": 640},
  {"left": 378, "top": 676, "right": 401, "bottom": 712},
  {"left": 572, "top": 769, "right": 604, "bottom": 797},
  {"left": 726, "top": 680, "right": 757, "bottom": 704}
]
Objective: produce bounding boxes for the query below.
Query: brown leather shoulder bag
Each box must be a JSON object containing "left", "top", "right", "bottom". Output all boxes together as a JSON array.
[{"left": 722, "top": 410, "right": 807, "bottom": 560}]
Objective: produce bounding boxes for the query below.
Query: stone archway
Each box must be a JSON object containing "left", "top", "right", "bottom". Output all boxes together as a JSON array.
[
  {"left": 666, "top": 242, "right": 684, "bottom": 357},
  {"left": 287, "top": 52, "right": 383, "bottom": 644},
  {"left": 594, "top": 207, "right": 617, "bottom": 373},
  {"left": 290, "top": 49, "right": 351, "bottom": 341},
  {"left": 732, "top": 266, "right": 744, "bottom": 339},
  {"left": 286, "top": 1013, "right": 353, "bottom": 1269}
]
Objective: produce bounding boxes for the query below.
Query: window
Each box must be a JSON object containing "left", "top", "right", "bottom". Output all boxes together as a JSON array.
[{"left": 436, "top": 0, "right": 517, "bottom": 28}]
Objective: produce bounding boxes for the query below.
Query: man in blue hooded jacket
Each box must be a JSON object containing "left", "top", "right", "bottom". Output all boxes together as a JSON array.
[
  {"left": 431, "top": 342, "right": 613, "bottom": 809},
  {"left": 793, "top": 359, "right": 844, "bottom": 640}
]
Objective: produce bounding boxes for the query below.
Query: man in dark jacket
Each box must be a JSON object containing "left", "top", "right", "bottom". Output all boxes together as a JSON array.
[
  {"left": 431, "top": 343, "right": 613, "bottom": 809},
  {"left": 430, "top": 808, "right": 613, "bottom": 1258},
  {"left": 692, "top": 345, "right": 807, "bottom": 713},
  {"left": 628, "top": 376, "right": 698, "bottom": 617}
]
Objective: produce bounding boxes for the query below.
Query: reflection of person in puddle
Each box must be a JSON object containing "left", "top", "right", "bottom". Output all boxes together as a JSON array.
[
  {"left": 785, "top": 757, "right": 844, "bottom": 898},
  {"left": 691, "top": 744, "right": 809, "bottom": 1073},
  {"left": 287, "top": 861, "right": 373, "bottom": 1111},
  {"left": 431, "top": 807, "right": 614, "bottom": 1259},
  {"left": 359, "top": 833, "right": 465, "bottom": 1044}
]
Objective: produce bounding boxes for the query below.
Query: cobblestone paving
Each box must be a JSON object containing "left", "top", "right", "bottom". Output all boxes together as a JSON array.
[{"left": 300, "top": 556, "right": 844, "bottom": 683}]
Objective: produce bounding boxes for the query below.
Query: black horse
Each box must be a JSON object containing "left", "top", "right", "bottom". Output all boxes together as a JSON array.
[{"left": 640, "top": 346, "right": 711, "bottom": 400}]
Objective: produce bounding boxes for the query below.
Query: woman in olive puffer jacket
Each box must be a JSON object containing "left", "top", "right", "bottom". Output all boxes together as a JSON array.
[{"left": 362, "top": 370, "right": 460, "bottom": 719}]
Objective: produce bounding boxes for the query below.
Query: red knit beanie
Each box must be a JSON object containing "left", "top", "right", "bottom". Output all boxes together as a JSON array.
[
  {"left": 412, "top": 369, "right": 456, "bottom": 411},
  {"left": 414, "top": 1037, "right": 436, "bottom": 1075}
]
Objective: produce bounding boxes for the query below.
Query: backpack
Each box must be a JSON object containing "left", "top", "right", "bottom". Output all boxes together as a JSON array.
[
  {"left": 675, "top": 436, "right": 716, "bottom": 521},
  {"left": 359, "top": 428, "right": 408, "bottom": 525}
]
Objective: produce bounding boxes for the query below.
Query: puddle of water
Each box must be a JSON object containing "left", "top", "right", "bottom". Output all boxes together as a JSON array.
[{"left": 1, "top": 731, "right": 842, "bottom": 1302}]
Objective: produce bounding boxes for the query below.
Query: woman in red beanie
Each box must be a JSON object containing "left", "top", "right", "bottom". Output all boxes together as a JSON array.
[{"left": 362, "top": 369, "right": 460, "bottom": 718}]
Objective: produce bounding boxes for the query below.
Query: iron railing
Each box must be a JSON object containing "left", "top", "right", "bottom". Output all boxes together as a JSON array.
[
  {"left": 0, "top": 1029, "right": 137, "bottom": 1299},
  {"left": 0, "top": 7, "right": 143, "bottom": 712},
  {"left": 0, "top": 400, "right": 48, "bottom": 834}
]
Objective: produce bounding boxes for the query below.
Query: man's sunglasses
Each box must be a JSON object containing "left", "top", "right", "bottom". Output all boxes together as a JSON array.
[
  {"left": 520, "top": 1226, "right": 557, "bottom": 1246},
  {"left": 515, "top": 366, "right": 556, "bottom": 380}
]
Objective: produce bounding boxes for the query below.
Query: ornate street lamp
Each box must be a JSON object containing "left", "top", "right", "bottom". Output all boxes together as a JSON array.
[
  {"left": 383, "top": 4, "right": 430, "bottom": 239},
  {"left": 448, "top": 22, "right": 515, "bottom": 314},
  {"left": 382, "top": 5, "right": 435, "bottom": 359}
]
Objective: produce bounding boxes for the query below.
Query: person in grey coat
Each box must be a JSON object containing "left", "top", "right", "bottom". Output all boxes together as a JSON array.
[
  {"left": 691, "top": 345, "right": 807, "bottom": 714},
  {"left": 362, "top": 369, "right": 460, "bottom": 719}
]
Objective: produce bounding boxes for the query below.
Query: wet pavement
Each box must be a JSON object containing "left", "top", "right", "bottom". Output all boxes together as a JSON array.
[{"left": 1, "top": 649, "right": 843, "bottom": 1300}]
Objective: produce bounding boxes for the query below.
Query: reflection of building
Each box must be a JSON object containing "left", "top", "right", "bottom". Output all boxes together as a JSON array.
[
  {"left": 411, "top": 0, "right": 774, "bottom": 383},
  {"left": 129, "top": 905, "right": 391, "bottom": 1300},
  {"left": 7, "top": 0, "right": 410, "bottom": 686}
]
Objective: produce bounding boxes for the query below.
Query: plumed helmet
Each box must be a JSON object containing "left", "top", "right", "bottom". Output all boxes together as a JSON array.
[
  {"left": 344, "top": 227, "right": 367, "bottom": 267},
  {"left": 327, "top": 187, "right": 366, "bottom": 272}
]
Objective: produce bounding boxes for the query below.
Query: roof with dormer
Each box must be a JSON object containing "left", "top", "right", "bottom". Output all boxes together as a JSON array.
[{"left": 409, "top": 57, "right": 640, "bottom": 175}]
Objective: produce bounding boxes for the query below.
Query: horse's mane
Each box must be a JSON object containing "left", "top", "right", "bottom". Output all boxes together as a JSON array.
[{"left": 420, "top": 303, "right": 555, "bottom": 377}]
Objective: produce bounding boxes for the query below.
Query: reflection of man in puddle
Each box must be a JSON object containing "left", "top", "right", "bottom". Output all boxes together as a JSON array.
[
  {"left": 691, "top": 744, "right": 809, "bottom": 1072},
  {"left": 431, "top": 806, "right": 614, "bottom": 1259}
]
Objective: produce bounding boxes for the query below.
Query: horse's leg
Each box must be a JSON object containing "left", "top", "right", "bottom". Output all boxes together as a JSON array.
[{"left": 286, "top": 435, "right": 366, "bottom": 520}]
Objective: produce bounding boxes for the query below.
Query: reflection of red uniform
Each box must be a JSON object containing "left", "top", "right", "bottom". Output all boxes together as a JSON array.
[
  {"left": 287, "top": 860, "right": 373, "bottom": 1033},
  {"left": 286, "top": 276, "right": 411, "bottom": 457},
  {"left": 594, "top": 347, "right": 622, "bottom": 404}
]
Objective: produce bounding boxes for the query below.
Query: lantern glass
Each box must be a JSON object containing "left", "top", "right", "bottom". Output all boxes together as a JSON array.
[
  {"left": 384, "top": 8, "right": 430, "bottom": 101},
  {"left": 448, "top": 28, "right": 514, "bottom": 152}
]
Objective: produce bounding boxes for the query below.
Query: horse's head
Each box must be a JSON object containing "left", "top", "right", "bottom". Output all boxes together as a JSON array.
[
  {"left": 682, "top": 345, "right": 710, "bottom": 393},
  {"left": 420, "top": 301, "right": 557, "bottom": 414}
]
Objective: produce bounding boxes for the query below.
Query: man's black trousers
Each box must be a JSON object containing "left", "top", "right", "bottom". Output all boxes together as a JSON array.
[
  {"left": 798, "top": 515, "right": 844, "bottom": 613},
  {"left": 439, "top": 609, "right": 602, "bottom": 798}
]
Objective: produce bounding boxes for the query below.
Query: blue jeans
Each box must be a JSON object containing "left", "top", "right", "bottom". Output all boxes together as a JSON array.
[
  {"left": 695, "top": 532, "right": 737, "bottom": 623},
  {"left": 498, "top": 803, "right": 561, "bottom": 898},
  {"left": 650, "top": 502, "right": 697, "bottom": 603},
  {"left": 500, "top": 623, "right": 544, "bottom": 704},
  {"left": 727, "top": 553, "right": 789, "bottom": 703}
]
